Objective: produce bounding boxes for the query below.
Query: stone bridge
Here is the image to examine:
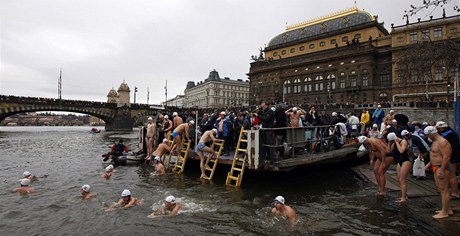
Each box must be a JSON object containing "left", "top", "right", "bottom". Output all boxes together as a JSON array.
[{"left": 0, "top": 95, "right": 164, "bottom": 131}]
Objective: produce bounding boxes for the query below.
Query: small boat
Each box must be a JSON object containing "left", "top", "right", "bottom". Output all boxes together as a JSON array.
[
  {"left": 102, "top": 151, "right": 146, "bottom": 166},
  {"left": 91, "top": 128, "right": 101, "bottom": 133}
]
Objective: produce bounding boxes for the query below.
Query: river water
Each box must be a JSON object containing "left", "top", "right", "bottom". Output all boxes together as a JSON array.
[{"left": 0, "top": 126, "right": 456, "bottom": 235}]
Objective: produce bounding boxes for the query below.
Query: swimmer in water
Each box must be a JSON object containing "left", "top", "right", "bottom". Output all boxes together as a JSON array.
[
  {"left": 151, "top": 156, "right": 166, "bottom": 176},
  {"left": 13, "top": 178, "right": 34, "bottom": 195},
  {"left": 101, "top": 165, "right": 115, "bottom": 179},
  {"left": 22, "top": 171, "right": 38, "bottom": 181},
  {"left": 271, "top": 196, "right": 298, "bottom": 226},
  {"left": 106, "top": 189, "right": 139, "bottom": 211},
  {"left": 147, "top": 195, "right": 182, "bottom": 219},
  {"left": 80, "top": 184, "right": 93, "bottom": 200}
]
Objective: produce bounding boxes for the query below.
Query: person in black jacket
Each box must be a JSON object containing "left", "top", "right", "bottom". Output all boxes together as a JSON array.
[
  {"left": 274, "top": 104, "right": 287, "bottom": 159},
  {"left": 256, "top": 101, "right": 275, "bottom": 165}
]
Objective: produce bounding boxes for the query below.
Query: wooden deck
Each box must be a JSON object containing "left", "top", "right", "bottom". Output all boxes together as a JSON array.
[
  {"left": 185, "top": 144, "right": 367, "bottom": 172},
  {"left": 353, "top": 163, "right": 460, "bottom": 222}
]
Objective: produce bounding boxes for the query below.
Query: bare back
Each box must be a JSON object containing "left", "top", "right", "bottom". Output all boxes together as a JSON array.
[
  {"left": 199, "top": 130, "right": 216, "bottom": 143},
  {"left": 367, "top": 138, "right": 387, "bottom": 161},
  {"left": 152, "top": 143, "right": 171, "bottom": 157},
  {"left": 173, "top": 116, "right": 183, "bottom": 128}
]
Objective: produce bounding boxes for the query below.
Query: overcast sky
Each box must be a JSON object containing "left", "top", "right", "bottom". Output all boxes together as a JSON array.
[{"left": 1, "top": 0, "right": 459, "bottom": 104}]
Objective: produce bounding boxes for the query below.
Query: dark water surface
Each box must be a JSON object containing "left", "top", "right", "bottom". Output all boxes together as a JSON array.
[{"left": 0, "top": 126, "right": 453, "bottom": 235}]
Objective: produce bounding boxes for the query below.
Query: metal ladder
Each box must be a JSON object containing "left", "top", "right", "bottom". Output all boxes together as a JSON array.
[
  {"left": 202, "top": 141, "right": 225, "bottom": 181},
  {"left": 225, "top": 129, "right": 248, "bottom": 187},
  {"left": 172, "top": 141, "right": 191, "bottom": 174}
]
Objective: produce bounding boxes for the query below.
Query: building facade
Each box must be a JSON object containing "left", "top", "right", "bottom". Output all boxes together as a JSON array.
[
  {"left": 163, "top": 95, "right": 185, "bottom": 108},
  {"left": 106, "top": 81, "right": 131, "bottom": 107},
  {"left": 391, "top": 14, "right": 460, "bottom": 102},
  {"left": 183, "top": 70, "right": 250, "bottom": 109},
  {"left": 248, "top": 7, "right": 393, "bottom": 106}
]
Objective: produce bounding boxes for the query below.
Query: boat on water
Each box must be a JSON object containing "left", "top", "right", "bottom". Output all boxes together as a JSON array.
[{"left": 91, "top": 127, "right": 101, "bottom": 133}]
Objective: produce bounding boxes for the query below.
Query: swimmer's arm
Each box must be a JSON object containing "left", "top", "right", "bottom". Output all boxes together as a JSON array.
[
  {"left": 168, "top": 205, "right": 181, "bottom": 216},
  {"left": 185, "top": 128, "right": 190, "bottom": 141},
  {"left": 124, "top": 199, "right": 136, "bottom": 208},
  {"left": 440, "top": 141, "right": 452, "bottom": 171},
  {"left": 395, "top": 138, "right": 408, "bottom": 153}
]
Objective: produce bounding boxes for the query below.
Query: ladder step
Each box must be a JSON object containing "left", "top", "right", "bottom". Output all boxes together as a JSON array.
[
  {"left": 236, "top": 148, "right": 247, "bottom": 152},
  {"left": 227, "top": 175, "right": 239, "bottom": 181},
  {"left": 233, "top": 167, "right": 242, "bottom": 172},
  {"left": 239, "top": 140, "right": 248, "bottom": 143}
]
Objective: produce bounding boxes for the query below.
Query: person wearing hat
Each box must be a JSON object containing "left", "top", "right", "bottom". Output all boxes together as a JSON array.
[
  {"left": 402, "top": 129, "right": 430, "bottom": 179},
  {"left": 148, "top": 138, "right": 172, "bottom": 163},
  {"left": 151, "top": 156, "right": 166, "bottom": 176},
  {"left": 103, "top": 139, "right": 129, "bottom": 162},
  {"left": 424, "top": 126, "right": 453, "bottom": 219},
  {"left": 383, "top": 110, "right": 395, "bottom": 127},
  {"left": 371, "top": 105, "right": 385, "bottom": 132},
  {"left": 435, "top": 121, "right": 460, "bottom": 199},
  {"left": 388, "top": 132, "right": 411, "bottom": 203},
  {"left": 163, "top": 115, "right": 173, "bottom": 138},
  {"left": 146, "top": 117, "right": 157, "bottom": 159},
  {"left": 271, "top": 196, "right": 297, "bottom": 225},
  {"left": 368, "top": 124, "right": 381, "bottom": 139},
  {"left": 195, "top": 129, "right": 224, "bottom": 179},
  {"left": 148, "top": 195, "right": 182, "bottom": 219},
  {"left": 172, "top": 111, "right": 184, "bottom": 131},
  {"left": 285, "top": 106, "right": 306, "bottom": 128},
  {"left": 170, "top": 121, "right": 194, "bottom": 155},
  {"left": 13, "top": 178, "right": 34, "bottom": 195},
  {"left": 106, "top": 189, "right": 139, "bottom": 211},
  {"left": 358, "top": 135, "right": 393, "bottom": 196},
  {"left": 101, "top": 165, "right": 115, "bottom": 179},
  {"left": 21, "top": 171, "right": 37, "bottom": 181},
  {"left": 80, "top": 184, "right": 93, "bottom": 200}
]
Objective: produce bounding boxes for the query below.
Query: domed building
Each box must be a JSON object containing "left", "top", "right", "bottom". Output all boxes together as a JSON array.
[
  {"left": 248, "top": 6, "right": 392, "bottom": 105},
  {"left": 106, "top": 88, "right": 118, "bottom": 104},
  {"left": 117, "top": 80, "right": 131, "bottom": 107}
]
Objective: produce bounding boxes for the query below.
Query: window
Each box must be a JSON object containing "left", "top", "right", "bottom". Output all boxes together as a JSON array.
[
  {"left": 354, "top": 33, "right": 361, "bottom": 39},
  {"left": 299, "top": 46, "right": 305, "bottom": 51},
  {"left": 409, "top": 32, "right": 418, "bottom": 42},
  {"left": 281, "top": 50, "right": 286, "bottom": 55},
  {"left": 290, "top": 48, "right": 295, "bottom": 53},
  {"left": 273, "top": 52, "right": 278, "bottom": 57},
  {"left": 331, "top": 81, "right": 336, "bottom": 90},
  {"left": 435, "top": 68, "right": 443, "bottom": 80},
  {"left": 362, "top": 75, "right": 368, "bottom": 87},
  {"left": 350, "top": 76, "right": 357, "bottom": 87},
  {"left": 421, "top": 29, "right": 430, "bottom": 40},
  {"left": 293, "top": 79, "right": 301, "bottom": 93},
  {"left": 309, "top": 43, "right": 315, "bottom": 49},
  {"left": 380, "top": 70, "right": 390, "bottom": 86},
  {"left": 434, "top": 27, "right": 442, "bottom": 38},
  {"left": 340, "top": 79, "right": 345, "bottom": 89},
  {"left": 398, "top": 73, "right": 404, "bottom": 83},
  {"left": 319, "top": 41, "right": 325, "bottom": 47},
  {"left": 342, "top": 36, "right": 349, "bottom": 42},
  {"left": 450, "top": 28, "right": 457, "bottom": 33},
  {"left": 330, "top": 39, "right": 337, "bottom": 45}
]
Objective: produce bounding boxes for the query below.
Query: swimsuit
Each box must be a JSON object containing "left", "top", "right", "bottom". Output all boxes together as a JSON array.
[
  {"left": 171, "top": 132, "right": 180, "bottom": 138},
  {"left": 195, "top": 142, "right": 206, "bottom": 152},
  {"left": 431, "top": 164, "right": 452, "bottom": 173}
]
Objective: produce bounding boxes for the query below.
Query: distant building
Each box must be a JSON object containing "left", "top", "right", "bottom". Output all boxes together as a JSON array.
[
  {"left": 391, "top": 14, "right": 460, "bottom": 102},
  {"left": 184, "top": 70, "right": 250, "bottom": 108},
  {"left": 248, "top": 6, "right": 392, "bottom": 105},
  {"left": 106, "top": 81, "right": 131, "bottom": 107},
  {"left": 164, "top": 95, "right": 185, "bottom": 108}
]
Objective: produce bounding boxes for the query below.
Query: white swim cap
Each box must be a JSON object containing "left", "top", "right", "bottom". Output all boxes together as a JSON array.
[
  {"left": 23, "top": 171, "right": 31, "bottom": 177},
  {"left": 154, "top": 156, "right": 161, "bottom": 162},
  {"left": 357, "top": 136, "right": 368, "bottom": 144},
  {"left": 165, "top": 195, "right": 176, "bottom": 203},
  {"left": 390, "top": 110, "right": 394, "bottom": 113},
  {"left": 273, "top": 196, "right": 285, "bottom": 205},
  {"left": 164, "top": 115, "right": 169, "bottom": 119},
  {"left": 105, "top": 165, "right": 113, "bottom": 172},
  {"left": 292, "top": 107, "right": 298, "bottom": 112},
  {"left": 189, "top": 120, "right": 195, "bottom": 125},
  {"left": 20, "top": 178, "right": 30, "bottom": 186},
  {"left": 220, "top": 111, "right": 226, "bottom": 116},
  {"left": 148, "top": 117, "right": 153, "bottom": 120},
  {"left": 271, "top": 107, "right": 276, "bottom": 111},
  {"left": 392, "top": 119, "right": 397, "bottom": 123},
  {"left": 377, "top": 105, "right": 381, "bottom": 108},
  {"left": 212, "top": 128, "right": 217, "bottom": 133},
  {"left": 387, "top": 132, "right": 397, "bottom": 141},
  {"left": 372, "top": 124, "right": 378, "bottom": 128},
  {"left": 332, "top": 112, "right": 337, "bottom": 116},
  {"left": 424, "top": 126, "right": 438, "bottom": 135},
  {"left": 81, "top": 184, "right": 91, "bottom": 192},
  {"left": 436, "top": 121, "right": 448, "bottom": 128},
  {"left": 173, "top": 112, "right": 178, "bottom": 116},
  {"left": 121, "top": 189, "right": 131, "bottom": 197},
  {"left": 401, "top": 130, "right": 410, "bottom": 136},
  {"left": 163, "top": 138, "right": 168, "bottom": 143}
]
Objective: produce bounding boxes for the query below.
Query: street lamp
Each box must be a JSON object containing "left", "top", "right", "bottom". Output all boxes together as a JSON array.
[{"left": 134, "top": 86, "right": 138, "bottom": 103}]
